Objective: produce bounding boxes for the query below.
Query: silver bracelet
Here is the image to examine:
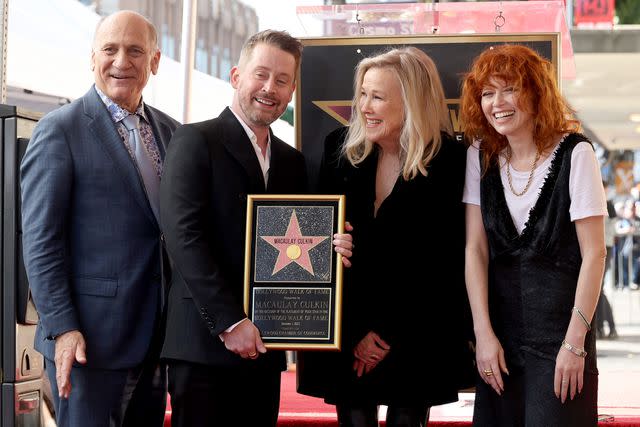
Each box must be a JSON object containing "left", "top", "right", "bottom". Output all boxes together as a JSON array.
[
  {"left": 561, "top": 339, "right": 587, "bottom": 358},
  {"left": 572, "top": 306, "right": 591, "bottom": 331}
]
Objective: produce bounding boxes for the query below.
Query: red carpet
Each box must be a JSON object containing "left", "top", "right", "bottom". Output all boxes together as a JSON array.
[
  {"left": 277, "top": 367, "right": 336, "bottom": 426},
  {"left": 164, "top": 370, "right": 640, "bottom": 426}
]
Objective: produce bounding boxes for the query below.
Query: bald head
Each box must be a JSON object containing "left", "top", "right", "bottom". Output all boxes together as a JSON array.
[
  {"left": 93, "top": 11, "right": 158, "bottom": 51},
  {"left": 90, "top": 10, "right": 161, "bottom": 112}
]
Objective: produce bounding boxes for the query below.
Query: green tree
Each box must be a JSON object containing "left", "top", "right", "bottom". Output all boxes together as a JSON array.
[{"left": 617, "top": 0, "right": 640, "bottom": 24}]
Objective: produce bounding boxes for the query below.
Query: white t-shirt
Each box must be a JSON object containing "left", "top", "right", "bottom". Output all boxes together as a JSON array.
[{"left": 462, "top": 137, "right": 607, "bottom": 234}]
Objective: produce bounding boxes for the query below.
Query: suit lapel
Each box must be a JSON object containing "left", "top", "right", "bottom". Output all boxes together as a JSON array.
[
  {"left": 267, "top": 133, "right": 290, "bottom": 193},
  {"left": 219, "top": 108, "right": 266, "bottom": 192},
  {"left": 82, "top": 87, "right": 157, "bottom": 225}
]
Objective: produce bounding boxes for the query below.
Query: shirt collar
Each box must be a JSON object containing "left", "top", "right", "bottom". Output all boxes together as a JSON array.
[
  {"left": 229, "top": 107, "right": 271, "bottom": 150},
  {"left": 94, "top": 85, "right": 148, "bottom": 124}
]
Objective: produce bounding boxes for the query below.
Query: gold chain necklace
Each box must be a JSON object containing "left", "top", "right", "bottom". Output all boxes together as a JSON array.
[{"left": 505, "top": 148, "right": 541, "bottom": 197}]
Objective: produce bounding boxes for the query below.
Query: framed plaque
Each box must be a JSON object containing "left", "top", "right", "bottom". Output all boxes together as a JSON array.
[{"left": 244, "top": 194, "right": 345, "bottom": 350}]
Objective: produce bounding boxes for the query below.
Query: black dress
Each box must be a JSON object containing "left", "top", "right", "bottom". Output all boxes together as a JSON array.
[
  {"left": 297, "top": 127, "right": 475, "bottom": 407},
  {"left": 473, "top": 133, "right": 598, "bottom": 427}
]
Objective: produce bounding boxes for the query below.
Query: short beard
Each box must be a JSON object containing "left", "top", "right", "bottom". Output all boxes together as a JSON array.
[
  {"left": 242, "top": 101, "right": 282, "bottom": 127},
  {"left": 249, "top": 111, "right": 277, "bottom": 127}
]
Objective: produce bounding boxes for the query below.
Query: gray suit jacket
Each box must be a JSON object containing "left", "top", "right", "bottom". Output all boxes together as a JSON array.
[{"left": 21, "top": 86, "right": 178, "bottom": 369}]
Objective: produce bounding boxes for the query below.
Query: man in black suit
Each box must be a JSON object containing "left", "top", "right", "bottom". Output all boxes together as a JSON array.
[{"left": 160, "top": 30, "right": 352, "bottom": 427}]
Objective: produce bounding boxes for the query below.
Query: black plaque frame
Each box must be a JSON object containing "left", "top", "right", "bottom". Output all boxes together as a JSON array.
[{"left": 244, "top": 194, "right": 345, "bottom": 350}]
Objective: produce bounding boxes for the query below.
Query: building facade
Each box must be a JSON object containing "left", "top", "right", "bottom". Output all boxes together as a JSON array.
[{"left": 79, "top": 0, "right": 258, "bottom": 81}]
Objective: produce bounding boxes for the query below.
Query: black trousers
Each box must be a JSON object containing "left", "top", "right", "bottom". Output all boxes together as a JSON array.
[
  {"left": 336, "top": 403, "right": 430, "bottom": 427},
  {"left": 596, "top": 247, "right": 617, "bottom": 334},
  {"left": 168, "top": 360, "right": 281, "bottom": 427}
]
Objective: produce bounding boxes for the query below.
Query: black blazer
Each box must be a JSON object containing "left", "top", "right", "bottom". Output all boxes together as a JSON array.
[
  {"left": 298, "top": 127, "right": 474, "bottom": 406},
  {"left": 159, "top": 107, "right": 307, "bottom": 369}
]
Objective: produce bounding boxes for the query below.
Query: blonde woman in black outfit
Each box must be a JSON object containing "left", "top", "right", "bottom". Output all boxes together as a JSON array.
[{"left": 297, "top": 46, "right": 474, "bottom": 427}]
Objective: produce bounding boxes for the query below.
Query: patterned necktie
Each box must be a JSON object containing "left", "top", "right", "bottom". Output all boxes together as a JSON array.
[{"left": 122, "top": 114, "right": 160, "bottom": 221}]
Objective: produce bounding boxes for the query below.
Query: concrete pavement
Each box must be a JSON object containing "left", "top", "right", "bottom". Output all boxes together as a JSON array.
[{"left": 596, "top": 286, "right": 640, "bottom": 418}]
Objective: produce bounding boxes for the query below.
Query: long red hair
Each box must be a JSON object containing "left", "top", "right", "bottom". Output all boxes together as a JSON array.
[{"left": 459, "top": 44, "right": 579, "bottom": 170}]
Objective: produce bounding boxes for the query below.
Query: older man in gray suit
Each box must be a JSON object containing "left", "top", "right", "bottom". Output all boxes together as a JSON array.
[{"left": 21, "top": 10, "right": 177, "bottom": 427}]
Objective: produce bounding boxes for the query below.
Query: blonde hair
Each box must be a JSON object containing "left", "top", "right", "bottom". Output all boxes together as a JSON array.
[{"left": 343, "top": 47, "right": 452, "bottom": 180}]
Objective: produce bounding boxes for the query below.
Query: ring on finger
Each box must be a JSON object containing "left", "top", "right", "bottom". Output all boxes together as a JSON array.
[{"left": 483, "top": 368, "right": 494, "bottom": 376}]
